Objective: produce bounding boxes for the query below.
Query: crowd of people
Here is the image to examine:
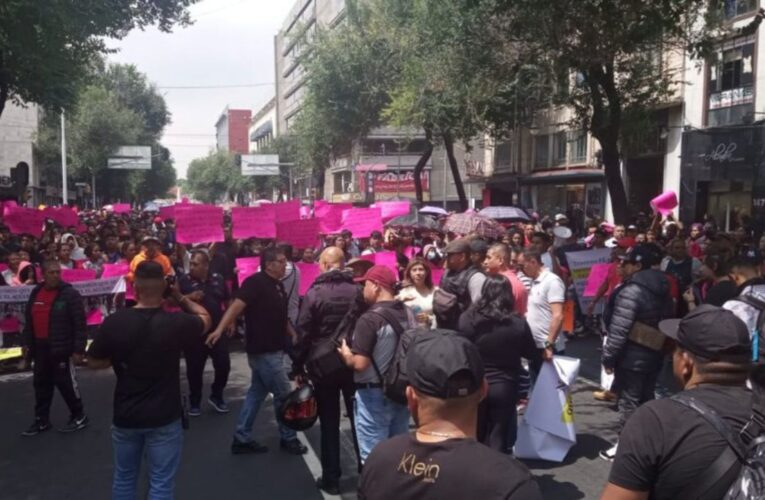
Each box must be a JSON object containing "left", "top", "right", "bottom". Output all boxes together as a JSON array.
[{"left": 1, "top": 203, "right": 764, "bottom": 499}]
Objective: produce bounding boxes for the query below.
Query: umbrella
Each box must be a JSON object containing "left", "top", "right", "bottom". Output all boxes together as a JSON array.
[
  {"left": 385, "top": 213, "right": 441, "bottom": 231},
  {"left": 143, "top": 202, "right": 159, "bottom": 212},
  {"left": 479, "top": 206, "right": 531, "bottom": 222},
  {"left": 420, "top": 206, "right": 448, "bottom": 216},
  {"left": 444, "top": 212, "right": 504, "bottom": 239}
]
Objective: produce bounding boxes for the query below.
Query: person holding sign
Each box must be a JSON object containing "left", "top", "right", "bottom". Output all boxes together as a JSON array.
[{"left": 128, "top": 236, "right": 173, "bottom": 282}]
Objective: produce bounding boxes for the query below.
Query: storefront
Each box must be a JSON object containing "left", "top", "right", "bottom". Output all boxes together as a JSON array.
[
  {"left": 356, "top": 164, "right": 431, "bottom": 202},
  {"left": 680, "top": 124, "right": 765, "bottom": 233},
  {"left": 521, "top": 169, "right": 606, "bottom": 226}
]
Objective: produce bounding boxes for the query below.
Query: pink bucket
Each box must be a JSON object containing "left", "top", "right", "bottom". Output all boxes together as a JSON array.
[{"left": 650, "top": 191, "right": 678, "bottom": 216}]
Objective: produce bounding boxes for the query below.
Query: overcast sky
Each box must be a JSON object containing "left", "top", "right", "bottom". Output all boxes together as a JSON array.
[{"left": 108, "top": 0, "right": 294, "bottom": 179}]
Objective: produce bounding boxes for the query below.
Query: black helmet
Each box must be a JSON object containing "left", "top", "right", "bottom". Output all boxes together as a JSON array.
[{"left": 278, "top": 384, "right": 318, "bottom": 431}]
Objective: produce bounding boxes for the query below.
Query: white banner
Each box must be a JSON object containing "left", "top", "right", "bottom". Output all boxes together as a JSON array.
[
  {"left": 0, "top": 277, "right": 125, "bottom": 304},
  {"left": 564, "top": 248, "right": 612, "bottom": 312}
]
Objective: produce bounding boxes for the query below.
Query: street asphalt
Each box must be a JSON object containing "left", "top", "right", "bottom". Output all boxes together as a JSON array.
[{"left": 0, "top": 334, "right": 666, "bottom": 499}]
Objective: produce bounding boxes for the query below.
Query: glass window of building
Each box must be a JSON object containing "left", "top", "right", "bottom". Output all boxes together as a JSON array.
[
  {"left": 570, "top": 131, "right": 587, "bottom": 163},
  {"left": 553, "top": 131, "right": 567, "bottom": 166},
  {"left": 534, "top": 134, "right": 550, "bottom": 169},
  {"left": 707, "top": 42, "right": 754, "bottom": 127},
  {"left": 724, "top": 0, "right": 757, "bottom": 18}
]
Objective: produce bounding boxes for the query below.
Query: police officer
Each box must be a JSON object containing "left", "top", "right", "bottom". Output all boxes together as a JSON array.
[{"left": 180, "top": 250, "right": 231, "bottom": 415}]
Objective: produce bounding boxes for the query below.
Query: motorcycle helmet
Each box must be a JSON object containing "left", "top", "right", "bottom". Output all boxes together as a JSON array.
[{"left": 278, "top": 384, "right": 318, "bottom": 431}]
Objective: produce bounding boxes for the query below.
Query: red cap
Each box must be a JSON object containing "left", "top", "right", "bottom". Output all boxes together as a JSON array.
[
  {"left": 355, "top": 265, "right": 397, "bottom": 291},
  {"left": 154, "top": 216, "right": 163, "bottom": 224}
]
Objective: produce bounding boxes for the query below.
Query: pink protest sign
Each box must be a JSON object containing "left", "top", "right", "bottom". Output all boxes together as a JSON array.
[
  {"left": 102, "top": 263, "right": 129, "bottom": 278},
  {"left": 232, "top": 207, "right": 276, "bottom": 239},
  {"left": 62, "top": 268, "right": 97, "bottom": 282},
  {"left": 159, "top": 205, "right": 175, "bottom": 220},
  {"left": 277, "top": 218, "right": 319, "bottom": 249},
  {"left": 44, "top": 207, "right": 79, "bottom": 228},
  {"left": 318, "top": 204, "right": 350, "bottom": 234},
  {"left": 112, "top": 203, "right": 131, "bottom": 214},
  {"left": 296, "top": 262, "right": 321, "bottom": 296},
  {"left": 341, "top": 207, "right": 382, "bottom": 237},
  {"left": 0, "top": 316, "right": 21, "bottom": 332},
  {"left": 373, "top": 251, "right": 399, "bottom": 275},
  {"left": 373, "top": 201, "right": 410, "bottom": 222},
  {"left": 4, "top": 207, "right": 45, "bottom": 237},
  {"left": 273, "top": 200, "right": 301, "bottom": 223},
  {"left": 403, "top": 246, "right": 420, "bottom": 259},
  {"left": 86, "top": 309, "right": 103, "bottom": 326},
  {"left": 583, "top": 263, "right": 611, "bottom": 297},
  {"left": 236, "top": 257, "right": 261, "bottom": 285},
  {"left": 315, "top": 202, "right": 352, "bottom": 219},
  {"left": 1, "top": 199, "right": 18, "bottom": 215},
  {"left": 175, "top": 205, "right": 224, "bottom": 243},
  {"left": 431, "top": 267, "right": 445, "bottom": 285}
]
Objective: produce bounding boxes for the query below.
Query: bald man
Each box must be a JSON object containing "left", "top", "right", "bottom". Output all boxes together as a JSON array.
[{"left": 295, "top": 247, "right": 361, "bottom": 495}]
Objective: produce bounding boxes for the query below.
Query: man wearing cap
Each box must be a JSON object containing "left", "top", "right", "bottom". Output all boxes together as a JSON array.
[
  {"left": 436, "top": 239, "right": 486, "bottom": 329},
  {"left": 338, "top": 265, "right": 414, "bottom": 464},
  {"left": 600, "top": 245, "right": 672, "bottom": 461},
  {"left": 127, "top": 235, "right": 173, "bottom": 282},
  {"left": 602, "top": 305, "right": 753, "bottom": 500},
  {"left": 358, "top": 330, "right": 542, "bottom": 500}
]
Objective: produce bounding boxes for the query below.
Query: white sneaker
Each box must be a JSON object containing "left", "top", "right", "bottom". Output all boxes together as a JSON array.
[{"left": 599, "top": 442, "right": 618, "bottom": 461}]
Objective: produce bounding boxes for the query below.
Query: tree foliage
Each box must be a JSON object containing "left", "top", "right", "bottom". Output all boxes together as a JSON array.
[
  {"left": 185, "top": 150, "right": 253, "bottom": 204},
  {"left": 0, "top": 0, "right": 195, "bottom": 118}
]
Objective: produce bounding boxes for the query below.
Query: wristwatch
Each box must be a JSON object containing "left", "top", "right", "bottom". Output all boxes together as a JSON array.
[{"left": 543, "top": 340, "right": 553, "bottom": 350}]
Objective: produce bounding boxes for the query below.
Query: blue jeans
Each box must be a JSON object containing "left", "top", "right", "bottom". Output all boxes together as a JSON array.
[
  {"left": 112, "top": 419, "right": 183, "bottom": 500},
  {"left": 354, "top": 388, "right": 410, "bottom": 463},
  {"left": 234, "top": 351, "right": 296, "bottom": 443}
]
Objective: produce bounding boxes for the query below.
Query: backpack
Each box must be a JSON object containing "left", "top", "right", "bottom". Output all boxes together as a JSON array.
[
  {"left": 433, "top": 268, "right": 480, "bottom": 329},
  {"left": 367, "top": 305, "right": 419, "bottom": 405},
  {"left": 670, "top": 391, "right": 765, "bottom": 500},
  {"left": 733, "top": 293, "right": 765, "bottom": 362}
]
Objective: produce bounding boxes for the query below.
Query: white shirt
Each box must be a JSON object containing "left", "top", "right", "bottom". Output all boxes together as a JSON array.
[
  {"left": 396, "top": 285, "right": 437, "bottom": 328},
  {"left": 526, "top": 268, "right": 566, "bottom": 349}
]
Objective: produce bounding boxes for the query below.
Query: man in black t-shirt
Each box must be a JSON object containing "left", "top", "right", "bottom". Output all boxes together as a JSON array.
[
  {"left": 602, "top": 305, "right": 753, "bottom": 500},
  {"left": 87, "top": 261, "right": 211, "bottom": 500},
  {"left": 206, "top": 247, "right": 308, "bottom": 456},
  {"left": 359, "top": 331, "right": 542, "bottom": 500}
]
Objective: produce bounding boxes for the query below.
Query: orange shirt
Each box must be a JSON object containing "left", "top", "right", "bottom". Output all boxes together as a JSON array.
[{"left": 127, "top": 251, "right": 173, "bottom": 282}]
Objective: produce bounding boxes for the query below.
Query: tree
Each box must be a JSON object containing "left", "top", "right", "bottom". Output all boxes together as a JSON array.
[
  {"left": 0, "top": 0, "right": 195, "bottom": 118},
  {"left": 185, "top": 150, "right": 253, "bottom": 204}
]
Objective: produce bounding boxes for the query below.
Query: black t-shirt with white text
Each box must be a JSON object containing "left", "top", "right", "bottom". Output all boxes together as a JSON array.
[
  {"left": 609, "top": 384, "right": 751, "bottom": 499},
  {"left": 88, "top": 308, "right": 204, "bottom": 428},
  {"left": 359, "top": 433, "right": 542, "bottom": 500}
]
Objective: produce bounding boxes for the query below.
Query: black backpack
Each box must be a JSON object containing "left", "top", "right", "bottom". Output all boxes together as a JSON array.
[
  {"left": 733, "top": 293, "right": 765, "bottom": 362},
  {"left": 367, "top": 305, "right": 419, "bottom": 405},
  {"left": 433, "top": 268, "right": 480, "bottom": 329}
]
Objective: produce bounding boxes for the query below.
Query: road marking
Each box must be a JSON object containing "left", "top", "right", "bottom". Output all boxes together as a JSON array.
[{"left": 298, "top": 430, "right": 340, "bottom": 500}]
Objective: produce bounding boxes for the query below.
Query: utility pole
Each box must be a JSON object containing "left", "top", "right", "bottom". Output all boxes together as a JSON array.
[
  {"left": 92, "top": 173, "right": 96, "bottom": 209},
  {"left": 61, "top": 110, "right": 68, "bottom": 206},
  {"left": 396, "top": 141, "right": 402, "bottom": 199}
]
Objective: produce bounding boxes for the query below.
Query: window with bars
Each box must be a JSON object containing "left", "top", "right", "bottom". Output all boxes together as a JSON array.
[
  {"left": 570, "top": 131, "right": 587, "bottom": 163},
  {"left": 707, "top": 42, "right": 754, "bottom": 126}
]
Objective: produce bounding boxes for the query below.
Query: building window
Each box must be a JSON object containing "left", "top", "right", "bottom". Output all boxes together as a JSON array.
[
  {"left": 707, "top": 42, "right": 754, "bottom": 127},
  {"left": 333, "top": 171, "right": 352, "bottom": 194},
  {"left": 724, "top": 0, "right": 757, "bottom": 18},
  {"left": 494, "top": 141, "right": 512, "bottom": 172},
  {"left": 534, "top": 135, "right": 550, "bottom": 169},
  {"left": 553, "top": 131, "right": 567, "bottom": 166},
  {"left": 570, "top": 131, "right": 587, "bottom": 163}
]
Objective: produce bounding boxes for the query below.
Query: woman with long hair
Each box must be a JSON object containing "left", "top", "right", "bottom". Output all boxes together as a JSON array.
[
  {"left": 396, "top": 257, "right": 436, "bottom": 328},
  {"left": 457, "top": 275, "right": 539, "bottom": 454}
]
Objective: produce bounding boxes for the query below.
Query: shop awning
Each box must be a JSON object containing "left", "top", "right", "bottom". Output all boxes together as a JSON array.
[
  {"left": 355, "top": 164, "right": 389, "bottom": 172},
  {"left": 519, "top": 168, "right": 604, "bottom": 185},
  {"left": 249, "top": 121, "right": 273, "bottom": 142}
]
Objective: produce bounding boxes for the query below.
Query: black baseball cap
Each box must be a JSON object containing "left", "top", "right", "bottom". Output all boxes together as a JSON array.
[
  {"left": 659, "top": 305, "right": 751, "bottom": 362},
  {"left": 406, "top": 330, "right": 485, "bottom": 399},
  {"left": 618, "top": 244, "right": 655, "bottom": 266}
]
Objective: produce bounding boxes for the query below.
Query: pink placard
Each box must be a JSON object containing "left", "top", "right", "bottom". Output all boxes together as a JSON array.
[
  {"left": 431, "top": 267, "right": 445, "bottom": 285},
  {"left": 175, "top": 204, "right": 224, "bottom": 243},
  {"left": 317, "top": 204, "right": 349, "bottom": 234},
  {"left": 296, "top": 262, "right": 321, "bottom": 296},
  {"left": 102, "top": 263, "right": 129, "bottom": 278},
  {"left": 44, "top": 207, "right": 79, "bottom": 228},
  {"left": 373, "top": 251, "right": 399, "bottom": 275},
  {"left": 277, "top": 218, "right": 319, "bottom": 249},
  {"left": 159, "top": 205, "right": 175, "bottom": 220},
  {"left": 0, "top": 263, "right": 7, "bottom": 272},
  {"left": 341, "top": 208, "right": 383, "bottom": 238},
  {"left": 583, "top": 263, "right": 611, "bottom": 297},
  {"left": 0, "top": 316, "right": 21, "bottom": 332},
  {"left": 4, "top": 207, "right": 45, "bottom": 237},
  {"left": 1, "top": 199, "right": 18, "bottom": 215},
  {"left": 315, "top": 202, "right": 352, "bottom": 219},
  {"left": 403, "top": 246, "right": 420, "bottom": 259},
  {"left": 86, "top": 309, "right": 103, "bottom": 326},
  {"left": 373, "top": 201, "right": 411, "bottom": 222},
  {"left": 61, "top": 268, "right": 96, "bottom": 282},
  {"left": 273, "top": 200, "right": 301, "bottom": 223},
  {"left": 112, "top": 203, "right": 131, "bottom": 214},
  {"left": 232, "top": 206, "right": 276, "bottom": 239},
  {"left": 236, "top": 257, "right": 261, "bottom": 286}
]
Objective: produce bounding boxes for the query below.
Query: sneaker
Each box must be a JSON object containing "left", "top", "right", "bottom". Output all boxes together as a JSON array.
[
  {"left": 231, "top": 438, "right": 268, "bottom": 455},
  {"left": 208, "top": 396, "right": 230, "bottom": 414},
  {"left": 58, "top": 414, "right": 89, "bottom": 433},
  {"left": 188, "top": 406, "right": 202, "bottom": 417},
  {"left": 280, "top": 439, "right": 308, "bottom": 455},
  {"left": 22, "top": 420, "right": 51, "bottom": 437},
  {"left": 315, "top": 477, "right": 340, "bottom": 495},
  {"left": 599, "top": 443, "right": 618, "bottom": 461},
  {"left": 593, "top": 390, "right": 617, "bottom": 402}
]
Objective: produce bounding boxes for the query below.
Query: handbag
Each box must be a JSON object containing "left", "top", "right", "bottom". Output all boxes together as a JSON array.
[
  {"left": 627, "top": 321, "right": 666, "bottom": 351},
  {"left": 305, "top": 313, "right": 353, "bottom": 383}
]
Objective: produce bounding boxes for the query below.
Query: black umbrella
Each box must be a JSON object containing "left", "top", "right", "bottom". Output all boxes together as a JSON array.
[{"left": 385, "top": 213, "right": 441, "bottom": 230}]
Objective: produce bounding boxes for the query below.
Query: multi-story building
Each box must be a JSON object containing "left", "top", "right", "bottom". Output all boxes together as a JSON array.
[
  {"left": 249, "top": 97, "right": 277, "bottom": 153},
  {"left": 274, "top": 0, "right": 484, "bottom": 206},
  {"left": 215, "top": 107, "right": 252, "bottom": 154},
  {"left": 0, "top": 101, "right": 41, "bottom": 204}
]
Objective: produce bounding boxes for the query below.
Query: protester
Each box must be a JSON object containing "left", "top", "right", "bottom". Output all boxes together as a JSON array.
[
  {"left": 2, "top": 250, "right": 33, "bottom": 286},
  {"left": 358, "top": 330, "right": 542, "bottom": 500},
  {"left": 127, "top": 235, "right": 173, "bottom": 281},
  {"left": 179, "top": 250, "right": 231, "bottom": 415},
  {"left": 602, "top": 306, "right": 753, "bottom": 499},
  {"left": 295, "top": 247, "right": 360, "bottom": 495},
  {"left": 21, "top": 260, "right": 88, "bottom": 436},
  {"left": 82, "top": 242, "right": 105, "bottom": 278},
  {"left": 396, "top": 257, "right": 436, "bottom": 327},
  {"left": 206, "top": 247, "right": 308, "bottom": 456},
  {"left": 469, "top": 239, "right": 489, "bottom": 270},
  {"left": 278, "top": 242, "right": 301, "bottom": 326},
  {"left": 483, "top": 243, "right": 528, "bottom": 315},
  {"left": 337, "top": 265, "right": 414, "bottom": 464},
  {"left": 361, "top": 230, "right": 384, "bottom": 255},
  {"left": 457, "top": 275, "right": 539, "bottom": 453},
  {"left": 436, "top": 239, "right": 487, "bottom": 329},
  {"left": 57, "top": 242, "right": 75, "bottom": 269},
  {"left": 87, "top": 261, "right": 211, "bottom": 500}
]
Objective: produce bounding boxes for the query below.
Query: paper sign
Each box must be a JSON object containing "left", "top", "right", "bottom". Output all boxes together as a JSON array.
[
  {"left": 112, "top": 203, "right": 131, "bottom": 214},
  {"left": 44, "top": 207, "right": 79, "bottom": 228},
  {"left": 0, "top": 316, "right": 21, "bottom": 333},
  {"left": 102, "top": 263, "right": 129, "bottom": 279},
  {"left": 175, "top": 205, "right": 224, "bottom": 243},
  {"left": 4, "top": 207, "right": 45, "bottom": 237},
  {"left": 86, "top": 309, "right": 103, "bottom": 326},
  {"left": 62, "top": 268, "right": 97, "bottom": 282},
  {"left": 236, "top": 257, "right": 261, "bottom": 286},
  {"left": 232, "top": 206, "right": 276, "bottom": 239},
  {"left": 372, "top": 201, "right": 410, "bottom": 222},
  {"left": 564, "top": 249, "right": 612, "bottom": 311},
  {"left": 341, "top": 208, "right": 382, "bottom": 237},
  {"left": 273, "top": 200, "right": 301, "bottom": 223},
  {"left": 317, "top": 204, "right": 350, "bottom": 234},
  {"left": 373, "top": 251, "right": 399, "bottom": 275},
  {"left": 403, "top": 246, "right": 420, "bottom": 259},
  {"left": 159, "top": 205, "right": 175, "bottom": 220},
  {"left": 315, "top": 202, "right": 352, "bottom": 218},
  {"left": 296, "top": 262, "right": 321, "bottom": 296},
  {"left": 277, "top": 218, "right": 319, "bottom": 249},
  {"left": 431, "top": 267, "right": 445, "bottom": 285},
  {"left": 583, "top": 263, "right": 611, "bottom": 297}
]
